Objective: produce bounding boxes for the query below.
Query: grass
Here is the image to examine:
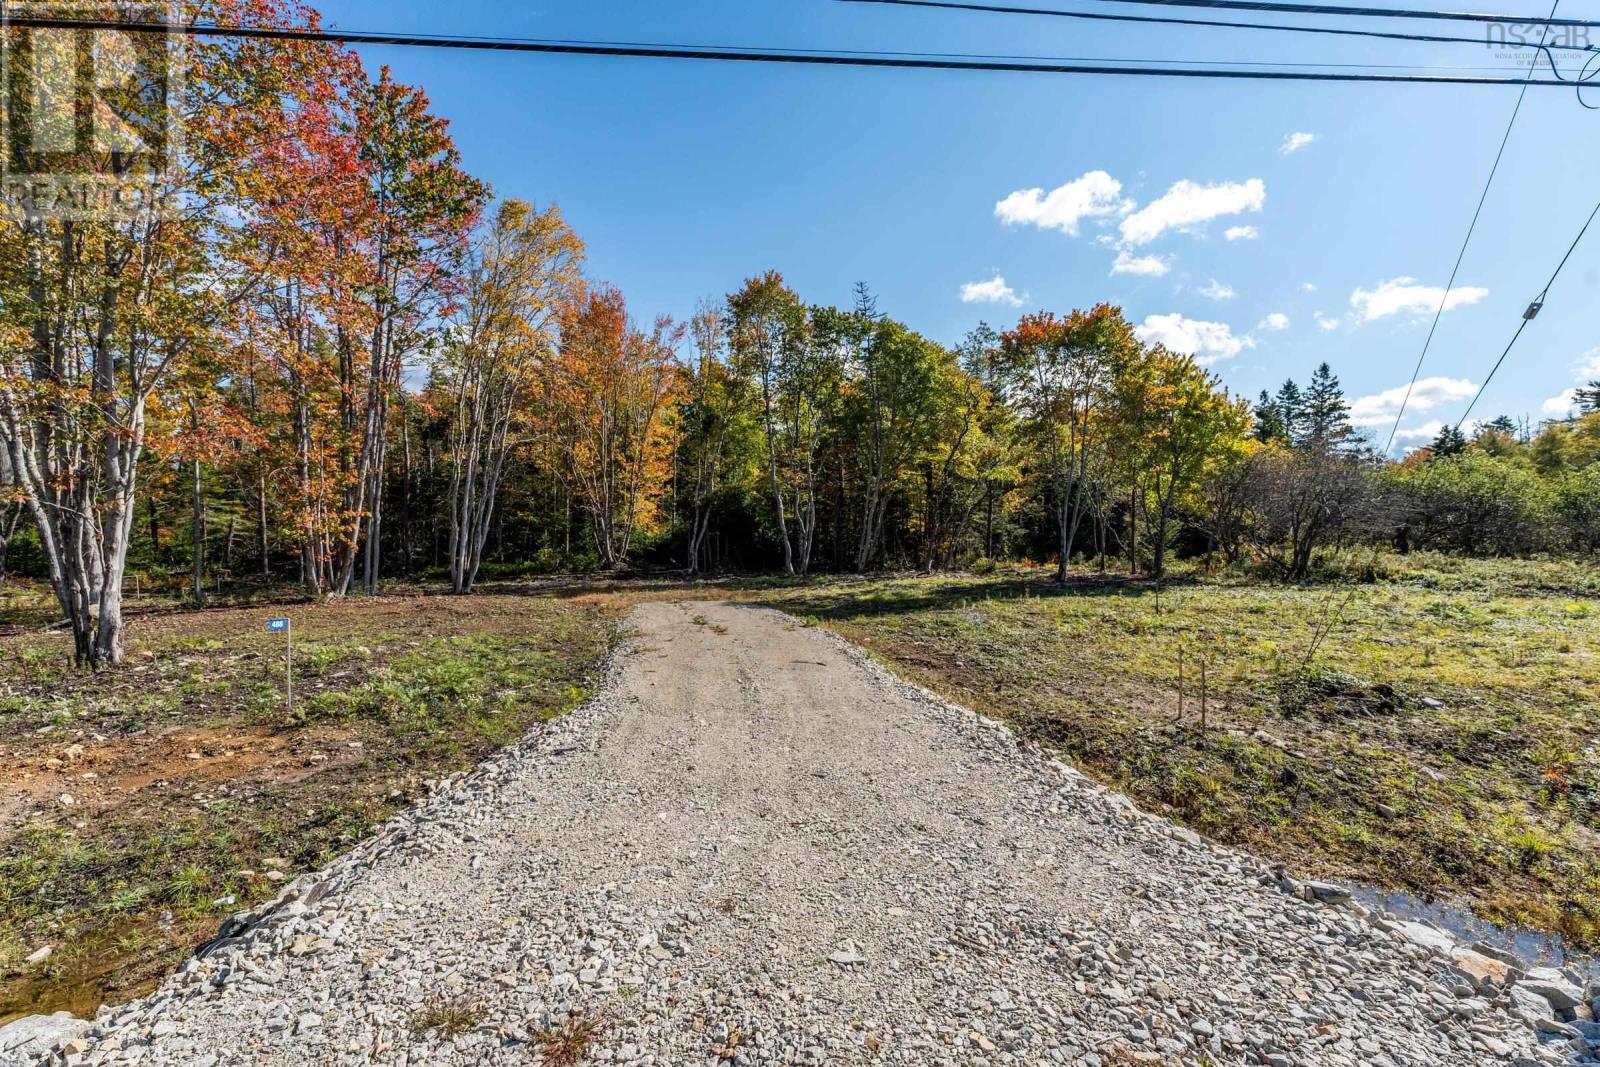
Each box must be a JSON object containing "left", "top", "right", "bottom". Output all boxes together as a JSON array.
[
  {"left": 410, "top": 995, "right": 484, "bottom": 1038},
  {"left": 730, "top": 553, "right": 1600, "bottom": 951},
  {"left": 538, "top": 1011, "right": 606, "bottom": 1067},
  {"left": 0, "top": 592, "right": 614, "bottom": 1023},
  {"left": 4, "top": 551, "right": 1596, "bottom": 1022}
]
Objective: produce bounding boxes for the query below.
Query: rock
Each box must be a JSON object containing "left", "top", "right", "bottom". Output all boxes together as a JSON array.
[
  {"left": 1302, "top": 881, "right": 1352, "bottom": 905},
  {"left": 1509, "top": 984, "right": 1558, "bottom": 1025},
  {"left": 1389, "top": 920, "right": 1455, "bottom": 955},
  {"left": 1448, "top": 947, "right": 1516, "bottom": 990},
  {"left": 0, "top": 1012, "right": 89, "bottom": 1059},
  {"left": 1520, "top": 968, "right": 1584, "bottom": 1011},
  {"left": 1469, "top": 942, "right": 1527, "bottom": 970},
  {"left": 829, "top": 944, "right": 867, "bottom": 967}
]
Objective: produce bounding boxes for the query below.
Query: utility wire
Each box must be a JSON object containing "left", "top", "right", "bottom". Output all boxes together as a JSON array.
[
  {"left": 1072, "top": 0, "right": 1599, "bottom": 29},
  {"left": 1381, "top": 0, "right": 1558, "bottom": 455},
  {"left": 0, "top": 14, "right": 1581, "bottom": 86},
  {"left": 1454, "top": 195, "right": 1600, "bottom": 429},
  {"left": 841, "top": 0, "right": 1517, "bottom": 48}
]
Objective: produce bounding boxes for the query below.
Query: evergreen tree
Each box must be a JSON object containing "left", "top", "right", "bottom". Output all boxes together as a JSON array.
[
  {"left": 1576, "top": 381, "right": 1600, "bottom": 416},
  {"left": 1252, "top": 390, "right": 1289, "bottom": 444},
  {"left": 1273, "top": 379, "right": 1306, "bottom": 444},
  {"left": 1301, "top": 363, "right": 1352, "bottom": 447},
  {"left": 1429, "top": 424, "right": 1468, "bottom": 459}
]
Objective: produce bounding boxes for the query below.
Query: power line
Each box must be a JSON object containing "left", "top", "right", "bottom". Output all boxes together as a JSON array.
[
  {"left": 1070, "top": 0, "right": 1599, "bottom": 29},
  {"left": 840, "top": 0, "right": 1517, "bottom": 49},
  {"left": 1454, "top": 195, "right": 1600, "bottom": 430},
  {"left": 0, "top": 14, "right": 1582, "bottom": 86},
  {"left": 1382, "top": 0, "right": 1558, "bottom": 455}
]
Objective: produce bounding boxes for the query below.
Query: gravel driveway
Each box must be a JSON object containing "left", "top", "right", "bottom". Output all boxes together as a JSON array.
[{"left": 17, "top": 600, "right": 1589, "bottom": 1066}]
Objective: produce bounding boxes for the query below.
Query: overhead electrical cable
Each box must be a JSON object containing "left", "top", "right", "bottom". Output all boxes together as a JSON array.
[
  {"left": 837, "top": 0, "right": 1600, "bottom": 89},
  {"left": 1454, "top": 195, "right": 1600, "bottom": 430},
  {"left": 0, "top": 14, "right": 1582, "bottom": 86},
  {"left": 1381, "top": 0, "right": 1559, "bottom": 455},
  {"left": 1069, "top": 0, "right": 1599, "bottom": 29},
  {"left": 841, "top": 0, "right": 1515, "bottom": 48}
]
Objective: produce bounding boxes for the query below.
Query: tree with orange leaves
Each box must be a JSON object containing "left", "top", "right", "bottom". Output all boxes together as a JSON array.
[
  {"left": 539, "top": 287, "right": 682, "bottom": 570},
  {"left": 996, "top": 305, "right": 1140, "bottom": 582}
]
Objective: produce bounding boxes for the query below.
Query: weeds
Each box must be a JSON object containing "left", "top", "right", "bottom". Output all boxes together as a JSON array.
[
  {"left": 538, "top": 1010, "right": 605, "bottom": 1066},
  {"left": 0, "top": 593, "right": 612, "bottom": 1021},
  {"left": 410, "top": 995, "right": 483, "bottom": 1038}
]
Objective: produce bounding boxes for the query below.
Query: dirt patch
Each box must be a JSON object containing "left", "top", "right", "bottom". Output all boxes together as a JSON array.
[{"left": 2, "top": 725, "right": 362, "bottom": 830}]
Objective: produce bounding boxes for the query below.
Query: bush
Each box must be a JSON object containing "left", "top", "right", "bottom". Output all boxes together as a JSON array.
[
  {"left": 1383, "top": 452, "right": 1553, "bottom": 556},
  {"left": 1553, "top": 463, "right": 1600, "bottom": 553}
]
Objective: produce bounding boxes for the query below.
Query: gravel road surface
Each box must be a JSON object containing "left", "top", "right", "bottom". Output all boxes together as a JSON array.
[{"left": 16, "top": 600, "right": 1595, "bottom": 1066}]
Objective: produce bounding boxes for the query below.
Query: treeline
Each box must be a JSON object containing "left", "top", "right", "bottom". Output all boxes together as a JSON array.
[{"left": 5, "top": 4, "right": 1600, "bottom": 671}]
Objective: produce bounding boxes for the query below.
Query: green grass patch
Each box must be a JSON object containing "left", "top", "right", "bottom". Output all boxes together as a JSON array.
[{"left": 736, "top": 555, "right": 1600, "bottom": 949}]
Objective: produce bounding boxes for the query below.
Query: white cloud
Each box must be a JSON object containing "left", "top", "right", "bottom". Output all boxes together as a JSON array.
[
  {"left": 1118, "top": 178, "right": 1266, "bottom": 246},
  {"left": 1110, "top": 250, "right": 1172, "bottom": 277},
  {"left": 1393, "top": 420, "right": 1444, "bottom": 444},
  {"left": 1300, "top": 282, "right": 1318, "bottom": 293},
  {"left": 995, "top": 170, "right": 1126, "bottom": 236},
  {"left": 1198, "top": 279, "right": 1236, "bottom": 301},
  {"left": 1258, "top": 312, "right": 1290, "bottom": 332},
  {"left": 1224, "top": 225, "right": 1258, "bottom": 241},
  {"left": 1348, "top": 376, "right": 1478, "bottom": 428},
  {"left": 959, "top": 274, "right": 1024, "bottom": 307},
  {"left": 1349, "top": 276, "right": 1489, "bottom": 322},
  {"left": 1314, "top": 312, "right": 1341, "bottom": 332},
  {"left": 1538, "top": 347, "right": 1600, "bottom": 417},
  {"left": 1134, "top": 313, "right": 1255, "bottom": 365},
  {"left": 1281, "top": 132, "right": 1318, "bottom": 155},
  {"left": 1542, "top": 389, "right": 1579, "bottom": 417}
]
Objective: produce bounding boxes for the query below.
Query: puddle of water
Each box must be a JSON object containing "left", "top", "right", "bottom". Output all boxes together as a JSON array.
[{"left": 1352, "top": 884, "right": 1600, "bottom": 980}]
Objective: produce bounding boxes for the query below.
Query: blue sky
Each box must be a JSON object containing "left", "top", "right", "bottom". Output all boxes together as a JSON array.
[{"left": 322, "top": 0, "right": 1600, "bottom": 450}]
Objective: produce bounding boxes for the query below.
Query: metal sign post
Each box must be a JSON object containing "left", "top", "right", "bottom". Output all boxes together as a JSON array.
[{"left": 268, "top": 618, "right": 292, "bottom": 715}]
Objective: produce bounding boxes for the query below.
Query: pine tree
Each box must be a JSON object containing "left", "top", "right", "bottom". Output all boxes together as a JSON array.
[
  {"left": 1252, "top": 390, "right": 1288, "bottom": 444},
  {"left": 1273, "top": 379, "right": 1306, "bottom": 444},
  {"left": 1301, "top": 363, "right": 1351, "bottom": 447},
  {"left": 1429, "top": 424, "right": 1467, "bottom": 458},
  {"left": 1575, "top": 380, "right": 1600, "bottom": 416}
]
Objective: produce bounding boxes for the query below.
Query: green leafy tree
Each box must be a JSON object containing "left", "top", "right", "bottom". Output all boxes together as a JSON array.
[
  {"left": 997, "top": 305, "right": 1139, "bottom": 582},
  {"left": 727, "top": 272, "right": 838, "bottom": 575}
]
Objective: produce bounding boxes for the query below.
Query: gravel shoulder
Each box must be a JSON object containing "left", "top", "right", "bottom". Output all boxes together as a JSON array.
[{"left": 9, "top": 600, "right": 1596, "bottom": 1066}]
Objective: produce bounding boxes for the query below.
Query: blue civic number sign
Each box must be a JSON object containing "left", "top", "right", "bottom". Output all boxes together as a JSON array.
[{"left": 267, "top": 618, "right": 290, "bottom": 633}]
